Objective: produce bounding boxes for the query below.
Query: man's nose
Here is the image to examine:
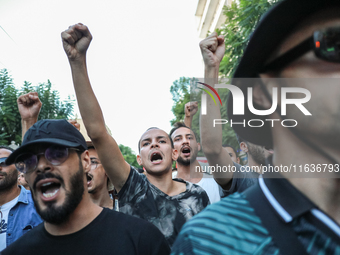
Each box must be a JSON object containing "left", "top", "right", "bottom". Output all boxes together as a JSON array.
[{"left": 35, "top": 155, "right": 52, "bottom": 174}]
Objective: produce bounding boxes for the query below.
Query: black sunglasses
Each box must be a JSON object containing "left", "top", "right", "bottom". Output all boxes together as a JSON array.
[
  {"left": 0, "top": 157, "right": 8, "bottom": 167},
  {"left": 262, "top": 26, "right": 340, "bottom": 72},
  {"left": 15, "top": 145, "right": 80, "bottom": 174}
]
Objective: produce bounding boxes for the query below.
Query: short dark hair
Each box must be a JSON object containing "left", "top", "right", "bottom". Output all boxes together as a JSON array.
[
  {"left": 222, "top": 143, "right": 238, "bottom": 156},
  {"left": 0, "top": 146, "right": 14, "bottom": 152},
  {"left": 169, "top": 122, "right": 198, "bottom": 142},
  {"left": 138, "top": 127, "right": 174, "bottom": 153}
]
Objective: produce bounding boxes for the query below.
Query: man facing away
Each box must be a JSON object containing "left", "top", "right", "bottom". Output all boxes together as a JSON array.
[
  {"left": 172, "top": 0, "right": 340, "bottom": 254},
  {"left": 61, "top": 23, "right": 209, "bottom": 247},
  {"left": 17, "top": 172, "right": 30, "bottom": 190},
  {"left": 0, "top": 146, "right": 41, "bottom": 251},
  {"left": 2, "top": 119, "right": 170, "bottom": 255}
]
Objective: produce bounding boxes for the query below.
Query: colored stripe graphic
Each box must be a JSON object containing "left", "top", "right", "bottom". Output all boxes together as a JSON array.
[
  {"left": 197, "top": 82, "right": 222, "bottom": 106},
  {"left": 198, "top": 88, "right": 217, "bottom": 105}
]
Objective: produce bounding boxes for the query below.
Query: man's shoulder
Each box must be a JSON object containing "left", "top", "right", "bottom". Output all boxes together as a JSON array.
[
  {"left": 103, "top": 208, "right": 163, "bottom": 231},
  {"left": 2, "top": 223, "right": 44, "bottom": 254},
  {"left": 172, "top": 192, "right": 273, "bottom": 254},
  {"left": 180, "top": 192, "right": 269, "bottom": 238}
]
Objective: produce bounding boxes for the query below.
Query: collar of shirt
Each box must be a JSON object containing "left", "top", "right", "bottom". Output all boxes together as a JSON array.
[{"left": 260, "top": 157, "right": 340, "bottom": 239}]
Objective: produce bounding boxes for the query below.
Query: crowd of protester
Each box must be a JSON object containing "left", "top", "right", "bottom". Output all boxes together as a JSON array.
[{"left": 1, "top": 0, "right": 340, "bottom": 254}]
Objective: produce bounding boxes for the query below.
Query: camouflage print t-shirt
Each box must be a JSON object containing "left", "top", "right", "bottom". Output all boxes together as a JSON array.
[{"left": 116, "top": 167, "right": 210, "bottom": 247}]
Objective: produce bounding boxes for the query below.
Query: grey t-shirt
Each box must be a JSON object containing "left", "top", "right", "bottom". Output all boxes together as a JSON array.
[
  {"left": 222, "top": 163, "right": 259, "bottom": 196},
  {"left": 115, "top": 167, "right": 210, "bottom": 247}
]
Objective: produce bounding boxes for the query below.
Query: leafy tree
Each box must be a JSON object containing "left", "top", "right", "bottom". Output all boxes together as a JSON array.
[
  {"left": 169, "top": 1, "right": 279, "bottom": 155},
  {"left": 0, "top": 68, "right": 74, "bottom": 146},
  {"left": 170, "top": 77, "right": 193, "bottom": 126},
  {"left": 218, "top": 0, "right": 279, "bottom": 77},
  {"left": 170, "top": 77, "right": 239, "bottom": 156},
  {"left": 118, "top": 144, "right": 140, "bottom": 169}
]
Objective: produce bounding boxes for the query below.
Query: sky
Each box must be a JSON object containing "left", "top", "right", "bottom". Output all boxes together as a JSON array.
[{"left": 0, "top": 0, "right": 204, "bottom": 153}]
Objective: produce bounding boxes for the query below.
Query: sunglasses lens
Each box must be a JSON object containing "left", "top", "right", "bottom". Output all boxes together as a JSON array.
[
  {"left": 45, "top": 146, "right": 69, "bottom": 165},
  {"left": 315, "top": 27, "right": 340, "bottom": 62},
  {"left": 15, "top": 154, "right": 37, "bottom": 173}
]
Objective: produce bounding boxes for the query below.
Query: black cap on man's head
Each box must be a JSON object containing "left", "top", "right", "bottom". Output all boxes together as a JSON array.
[
  {"left": 6, "top": 119, "right": 87, "bottom": 165},
  {"left": 227, "top": 0, "right": 340, "bottom": 148}
]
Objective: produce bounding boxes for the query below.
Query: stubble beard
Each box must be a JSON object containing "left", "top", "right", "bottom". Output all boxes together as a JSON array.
[{"left": 32, "top": 160, "right": 85, "bottom": 225}]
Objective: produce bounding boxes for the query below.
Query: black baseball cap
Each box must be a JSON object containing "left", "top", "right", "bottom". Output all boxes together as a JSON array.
[
  {"left": 6, "top": 119, "right": 87, "bottom": 165},
  {"left": 227, "top": 0, "right": 340, "bottom": 148}
]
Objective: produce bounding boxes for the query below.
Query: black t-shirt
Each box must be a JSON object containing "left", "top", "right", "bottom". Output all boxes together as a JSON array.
[
  {"left": 116, "top": 167, "right": 210, "bottom": 247},
  {"left": 1, "top": 208, "right": 170, "bottom": 255}
]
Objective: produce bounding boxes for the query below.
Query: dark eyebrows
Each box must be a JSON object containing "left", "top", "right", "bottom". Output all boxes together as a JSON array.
[
  {"left": 157, "top": 135, "right": 168, "bottom": 141},
  {"left": 142, "top": 135, "right": 168, "bottom": 143},
  {"left": 173, "top": 134, "right": 182, "bottom": 140}
]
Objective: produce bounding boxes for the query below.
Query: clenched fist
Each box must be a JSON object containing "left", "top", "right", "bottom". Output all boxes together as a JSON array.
[
  {"left": 61, "top": 23, "right": 92, "bottom": 61},
  {"left": 199, "top": 32, "right": 225, "bottom": 69},
  {"left": 17, "top": 92, "right": 42, "bottom": 121}
]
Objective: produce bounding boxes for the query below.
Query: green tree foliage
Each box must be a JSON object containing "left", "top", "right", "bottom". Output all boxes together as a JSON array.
[
  {"left": 170, "top": 1, "right": 279, "bottom": 155},
  {"left": 0, "top": 69, "right": 74, "bottom": 146},
  {"left": 170, "top": 77, "right": 192, "bottom": 126},
  {"left": 170, "top": 77, "right": 239, "bottom": 156},
  {"left": 218, "top": 0, "right": 279, "bottom": 77},
  {"left": 118, "top": 144, "right": 140, "bottom": 169}
]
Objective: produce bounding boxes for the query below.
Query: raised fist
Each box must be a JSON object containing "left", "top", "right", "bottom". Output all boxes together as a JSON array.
[
  {"left": 61, "top": 23, "right": 92, "bottom": 61},
  {"left": 185, "top": 101, "right": 198, "bottom": 118},
  {"left": 199, "top": 32, "right": 225, "bottom": 68},
  {"left": 17, "top": 92, "right": 42, "bottom": 120}
]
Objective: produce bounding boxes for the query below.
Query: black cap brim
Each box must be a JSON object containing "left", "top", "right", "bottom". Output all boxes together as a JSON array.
[
  {"left": 6, "top": 138, "right": 84, "bottom": 166},
  {"left": 228, "top": 0, "right": 340, "bottom": 147}
]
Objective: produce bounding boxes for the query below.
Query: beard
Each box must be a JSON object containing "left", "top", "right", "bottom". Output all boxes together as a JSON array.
[
  {"left": 0, "top": 167, "right": 18, "bottom": 192},
  {"left": 247, "top": 143, "right": 266, "bottom": 165},
  {"left": 177, "top": 146, "right": 198, "bottom": 166},
  {"left": 32, "top": 159, "right": 85, "bottom": 225}
]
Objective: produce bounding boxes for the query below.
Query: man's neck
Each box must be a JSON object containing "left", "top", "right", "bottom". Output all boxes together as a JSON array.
[
  {"left": 0, "top": 185, "right": 21, "bottom": 206},
  {"left": 146, "top": 169, "right": 186, "bottom": 197},
  {"left": 246, "top": 156, "right": 262, "bottom": 170},
  {"left": 44, "top": 193, "right": 103, "bottom": 236},
  {"left": 90, "top": 188, "right": 113, "bottom": 209},
  {"left": 176, "top": 160, "right": 203, "bottom": 184},
  {"left": 274, "top": 128, "right": 340, "bottom": 224}
]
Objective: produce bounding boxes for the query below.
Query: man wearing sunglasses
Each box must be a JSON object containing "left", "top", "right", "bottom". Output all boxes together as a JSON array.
[
  {"left": 17, "top": 95, "right": 116, "bottom": 211},
  {"left": 0, "top": 146, "right": 41, "bottom": 252},
  {"left": 2, "top": 120, "right": 170, "bottom": 254},
  {"left": 172, "top": 0, "right": 340, "bottom": 254}
]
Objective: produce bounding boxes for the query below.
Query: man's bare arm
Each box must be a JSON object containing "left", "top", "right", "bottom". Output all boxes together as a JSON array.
[
  {"left": 61, "top": 23, "right": 130, "bottom": 192},
  {"left": 199, "top": 32, "right": 234, "bottom": 189}
]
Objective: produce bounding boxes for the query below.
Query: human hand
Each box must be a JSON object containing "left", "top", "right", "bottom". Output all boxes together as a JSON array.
[
  {"left": 17, "top": 92, "right": 42, "bottom": 121},
  {"left": 61, "top": 23, "right": 92, "bottom": 61}
]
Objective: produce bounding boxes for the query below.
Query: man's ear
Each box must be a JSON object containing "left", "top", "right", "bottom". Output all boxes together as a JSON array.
[
  {"left": 197, "top": 143, "right": 201, "bottom": 151},
  {"left": 82, "top": 150, "right": 91, "bottom": 173},
  {"left": 172, "top": 149, "right": 178, "bottom": 161},
  {"left": 137, "top": 155, "right": 143, "bottom": 166},
  {"left": 240, "top": 142, "right": 248, "bottom": 153},
  {"left": 236, "top": 157, "right": 240, "bottom": 164}
]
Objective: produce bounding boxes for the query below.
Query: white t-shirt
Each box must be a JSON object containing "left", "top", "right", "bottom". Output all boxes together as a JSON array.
[
  {"left": 197, "top": 176, "right": 221, "bottom": 204},
  {"left": 0, "top": 196, "right": 19, "bottom": 251},
  {"left": 173, "top": 171, "right": 222, "bottom": 204}
]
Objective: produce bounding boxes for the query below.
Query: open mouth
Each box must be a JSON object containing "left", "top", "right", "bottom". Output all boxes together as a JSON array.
[
  {"left": 39, "top": 181, "right": 61, "bottom": 199},
  {"left": 150, "top": 151, "right": 163, "bottom": 163},
  {"left": 181, "top": 146, "right": 191, "bottom": 156},
  {"left": 86, "top": 173, "right": 93, "bottom": 185}
]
